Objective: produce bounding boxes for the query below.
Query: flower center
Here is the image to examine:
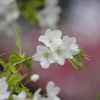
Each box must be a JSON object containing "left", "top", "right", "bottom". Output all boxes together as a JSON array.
[
  {"left": 49, "top": 38, "right": 53, "bottom": 43},
  {"left": 44, "top": 52, "right": 48, "bottom": 57},
  {"left": 56, "top": 49, "right": 61, "bottom": 55}
]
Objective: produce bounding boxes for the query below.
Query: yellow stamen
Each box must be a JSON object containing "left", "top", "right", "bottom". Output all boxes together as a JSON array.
[{"left": 49, "top": 39, "right": 53, "bottom": 43}]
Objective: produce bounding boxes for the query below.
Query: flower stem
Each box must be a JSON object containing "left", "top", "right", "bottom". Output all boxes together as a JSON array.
[
  {"left": 24, "top": 79, "right": 31, "bottom": 85},
  {"left": 13, "top": 57, "right": 32, "bottom": 66}
]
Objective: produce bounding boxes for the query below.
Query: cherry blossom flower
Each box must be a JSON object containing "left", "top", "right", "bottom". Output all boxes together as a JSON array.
[
  {"left": 36, "top": 6, "right": 61, "bottom": 29},
  {"left": 46, "top": 81, "right": 61, "bottom": 100},
  {"left": 33, "top": 88, "right": 47, "bottom": 100},
  {"left": 39, "top": 29, "right": 62, "bottom": 47},
  {"left": 62, "top": 35, "right": 79, "bottom": 56},
  {"left": 30, "top": 74, "right": 40, "bottom": 82},
  {"left": 50, "top": 43, "right": 73, "bottom": 65},
  {"left": 45, "top": 0, "right": 59, "bottom": 7},
  {"left": 12, "top": 91, "right": 26, "bottom": 100},
  {"left": 32, "top": 45, "right": 55, "bottom": 69},
  {"left": 0, "top": 77, "right": 10, "bottom": 100}
]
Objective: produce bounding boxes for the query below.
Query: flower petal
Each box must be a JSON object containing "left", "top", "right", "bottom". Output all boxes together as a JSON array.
[
  {"left": 52, "top": 30, "right": 62, "bottom": 40},
  {"left": 45, "top": 29, "right": 53, "bottom": 38},
  {"left": 40, "top": 57, "right": 50, "bottom": 69},
  {"left": 39, "top": 36, "right": 49, "bottom": 46},
  {"left": 18, "top": 91, "right": 26, "bottom": 99},
  {"left": 32, "top": 53, "right": 42, "bottom": 61}
]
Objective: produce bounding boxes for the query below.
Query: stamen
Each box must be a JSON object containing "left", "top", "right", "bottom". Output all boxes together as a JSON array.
[
  {"left": 49, "top": 39, "right": 53, "bottom": 43},
  {"left": 44, "top": 52, "right": 48, "bottom": 57}
]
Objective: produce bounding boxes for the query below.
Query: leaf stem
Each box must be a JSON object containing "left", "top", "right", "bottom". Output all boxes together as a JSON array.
[{"left": 13, "top": 57, "right": 32, "bottom": 66}]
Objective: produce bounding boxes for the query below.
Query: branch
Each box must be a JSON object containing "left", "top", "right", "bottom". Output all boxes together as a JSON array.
[{"left": 13, "top": 57, "right": 32, "bottom": 66}]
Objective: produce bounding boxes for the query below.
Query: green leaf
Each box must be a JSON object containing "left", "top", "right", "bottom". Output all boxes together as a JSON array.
[
  {"left": 9, "top": 54, "right": 22, "bottom": 65},
  {"left": 96, "top": 94, "right": 100, "bottom": 100},
  {"left": 8, "top": 48, "right": 20, "bottom": 57},
  {"left": 16, "top": 29, "right": 22, "bottom": 53},
  {"left": 7, "top": 73, "right": 27, "bottom": 86},
  {"left": 23, "top": 60, "right": 32, "bottom": 73},
  {"left": 0, "top": 58, "right": 5, "bottom": 67},
  {"left": 69, "top": 54, "right": 85, "bottom": 71},
  {"left": 22, "top": 52, "right": 33, "bottom": 72}
]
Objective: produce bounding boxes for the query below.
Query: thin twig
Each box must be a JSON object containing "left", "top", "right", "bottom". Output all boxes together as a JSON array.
[{"left": 13, "top": 57, "right": 32, "bottom": 66}]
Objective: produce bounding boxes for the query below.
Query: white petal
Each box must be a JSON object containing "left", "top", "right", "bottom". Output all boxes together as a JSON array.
[
  {"left": 46, "top": 81, "right": 55, "bottom": 96},
  {"left": 62, "top": 35, "right": 71, "bottom": 46},
  {"left": 50, "top": 43, "right": 58, "bottom": 52},
  {"left": 18, "top": 91, "right": 26, "bottom": 98},
  {"left": 39, "top": 36, "right": 49, "bottom": 46},
  {"left": 48, "top": 96, "right": 61, "bottom": 100},
  {"left": 40, "top": 57, "right": 50, "bottom": 69},
  {"left": 34, "top": 88, "right": 41, "bottom": 95},
  {"left": 0, "top": 92, "right": 10, "bottom": 100},
  {"left": 61, "top": 49, "right": 73, "bottom": 59},
  {"left": 57, "top": 56, "right": 65, "bottom": 65},
  {"left": 52, "top": 30, "right": 62, "bottom": 39},
  {"left": 70, "top": 48, "right": 79, "bottom": 56},
  {"left": 45, "top": 29, "right": 53, "bottom": 38},
  {"left": 37, "top": 45, "right": 47, "bottom": 53},
  {"left": 70, "top": 37, "right": 76, "bottom": 45},
  {"left": 46, "top": 81, "right": 60, "bottom": 97},
  {"left": 48, "top": 53, "right": 56, "bottom": 63},
  {"left": 32, "top": 53, "right": 42, "bottom": 61}
]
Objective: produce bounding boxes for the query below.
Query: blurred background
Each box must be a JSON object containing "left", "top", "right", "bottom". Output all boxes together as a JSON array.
[{"left": 0, "top": 0, "right": 100, "bottom": 100}]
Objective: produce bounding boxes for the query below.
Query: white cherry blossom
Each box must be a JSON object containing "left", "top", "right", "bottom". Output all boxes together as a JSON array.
[
  {"left": 45, "top": 0, "right": 59, "bottom": 6},
  {"left": 32, "top": 45, "right": 55, "bottom": 69},
  {"left": 46, "top": 81, "right": 61, "bottom": 100},
  {"left": 0, "top": 77, "right": 10, "bottom": 100},
  {"left": 62, "top": 35, "right": 79, "bottom": 56},
  {"left": 36, "top": 6, "right": 61, "bottom": 29},
  {"left": 12, "top": 91, "right": 26, "bottom": 100},
  {"left": 39, "top": 29, "right": 62, "bottom": 47},
  {"left": 50, "top": 43, "right": 73, "bottom": 65},
  {"left": 33, "top": 88, "right": 47, "bottom": 100}
]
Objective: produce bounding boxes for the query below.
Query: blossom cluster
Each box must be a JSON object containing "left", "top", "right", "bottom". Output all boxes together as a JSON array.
[
  {"left": 32, "top": 29, "right": 79, "bottom": 69},
  {"left": 0, "top": 0, "right": 20, "bottom": 35},
  {"left": 0, "top": 77, "right": 61, "bottom": 100},
  {"left": 36, "top": 0, "right": 61, "bottom": 29}
]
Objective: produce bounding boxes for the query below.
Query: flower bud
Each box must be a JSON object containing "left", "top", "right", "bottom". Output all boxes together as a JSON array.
[{"left": 30, "top": 74, "right": 39, "bottom": 82}]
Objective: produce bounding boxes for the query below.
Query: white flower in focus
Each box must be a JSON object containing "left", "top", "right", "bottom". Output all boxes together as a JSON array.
[
  {"left": 12, "top": 91, "right": 26, "bottom": 100},
  {"left": 46, "top": 81, "right": 61, "bottom": 100},
  {"left": 0, "top": 77, "right": 10, "bottom": 100},
  {"left": 30, "top": 74, "right": 40, "bottom": 82},
  {"left": 62, "top": 35, "right": 79, "bottom": 56},
  {"left": 36, "top": 6, "right": 61, "bottom": 29},
  {"left": 45, "top": 0, "right": 59, "bottom": 7},
  {"left": 39, "top": 29, "right": 62, "bottom": 47},
  {"left": 32, "top": 45, "right": 55, "bottom": 69},
  {"left": 33, "top": 88, "right": 46, "bottom": 100},
  {"left": 50, "top": 43, "right": 73, "bottom": 65}
]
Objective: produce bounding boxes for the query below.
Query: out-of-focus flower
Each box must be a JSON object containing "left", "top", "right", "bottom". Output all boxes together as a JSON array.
[
  {"left": 62, "top": 36, "right": 79, "bottom": 56},
  {"left": 0, "top": 0, "right": 15, "bottom": 14},
  {"left": 33, "top": 88, "right": 47, "bottom": 100},
  {"left": 45, "top": 0, "right": 59, "bottom": 7},
  {"left": 39, "top": 29, "right": 62, "bottom": 47},
  {"left": 46, "top": 81, "right": 61, "bottom": 100},
  {"left": 0, "top": 77, "right": 10, "bottom": 100},
  {"left": 12, "top": 91, "right": 26, "bottom": 100},
  {"left": 36, "top": 6, "right": 61, "bottom": 29},
  {"left": 50, "top": 43, "right": 73, "bottom": 65},
  {"left": 5, "top": 2, "right": 20, "bottom": 23},
  {"left": 0, "top": 0, "right": 20, "bottom": 35},
  {"left": 30, "top": 74, "right": 40, "bottom": 82},
  {"left": 32, "top": 45, "right": 55, "bottom": 69}
]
